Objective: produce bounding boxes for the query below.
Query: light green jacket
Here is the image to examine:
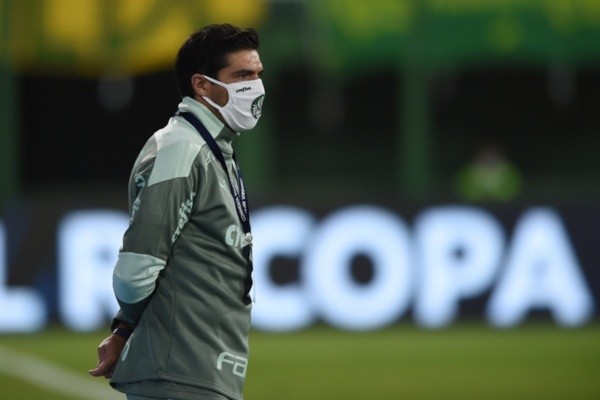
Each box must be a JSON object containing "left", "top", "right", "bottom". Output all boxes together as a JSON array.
[{"left": 110, "top": 97, "right": 252, "bottom": 400}]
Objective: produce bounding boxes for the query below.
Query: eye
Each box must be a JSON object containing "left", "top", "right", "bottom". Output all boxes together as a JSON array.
[
  {"left": 237, "top": 71, "right": 251, "bottom": 79},
  {"left": 236, "top": 70, "right": 262, "bottom": 80}
]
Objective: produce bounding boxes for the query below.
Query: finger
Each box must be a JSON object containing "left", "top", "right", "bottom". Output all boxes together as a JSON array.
[
  {"left": 96, "top": 344, "right": 106, "bottom": 358},
  {"left": 89, "top": 360, "right": 101, "bottom": 376},
  {"left": 89, "top": 355, "right": 105, "bottom": 376},
  {"left": 89, "top": 360, "right": 110, "bottom": 377}
]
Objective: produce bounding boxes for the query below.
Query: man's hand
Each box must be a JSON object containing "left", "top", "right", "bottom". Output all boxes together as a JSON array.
[{"left": 89, "top": 333, "right": 127, "bottom": 379}]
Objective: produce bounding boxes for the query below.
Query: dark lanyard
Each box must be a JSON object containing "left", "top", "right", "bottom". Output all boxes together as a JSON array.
[
  {"left": 177, "top": 111, "right": 251, "bottom": 234},
  {"left": 178, "top": 111, "right": 253, "bottom": 304}
]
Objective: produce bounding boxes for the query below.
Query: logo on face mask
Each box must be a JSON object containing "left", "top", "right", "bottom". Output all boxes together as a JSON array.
[
  {"left": 236, "top": 86, "right": 252, "bottom": 93},
  {"left": 251, "top": 95, "right": 265, "bottom": 119}
]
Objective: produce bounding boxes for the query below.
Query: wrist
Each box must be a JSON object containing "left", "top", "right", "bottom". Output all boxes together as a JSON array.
[{"left": 112, "top": 326, "right": 133, "bottom": 340}]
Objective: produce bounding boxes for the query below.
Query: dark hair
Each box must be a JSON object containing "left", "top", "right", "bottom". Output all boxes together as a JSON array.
[{"left": 175, "top": 24, "right": 260, "bottom": 98}]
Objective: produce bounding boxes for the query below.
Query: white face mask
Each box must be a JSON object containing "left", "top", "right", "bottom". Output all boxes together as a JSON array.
[{"left": 202, "top": 75, "right": 265, "bottom": 132}]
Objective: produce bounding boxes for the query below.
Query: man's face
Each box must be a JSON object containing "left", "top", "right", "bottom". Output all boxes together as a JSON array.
[{"left": 205, "top": 49, "right": 264, "bottom": 108}]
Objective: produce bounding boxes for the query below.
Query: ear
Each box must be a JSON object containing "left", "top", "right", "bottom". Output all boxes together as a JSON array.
[{"left": 191, "top": 74, "right": 209, "bottom": 97}]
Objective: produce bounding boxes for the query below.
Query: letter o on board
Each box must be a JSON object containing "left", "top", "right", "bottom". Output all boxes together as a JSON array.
[{"left": 303, "top": 205, "right": 414, "bottom": 330}]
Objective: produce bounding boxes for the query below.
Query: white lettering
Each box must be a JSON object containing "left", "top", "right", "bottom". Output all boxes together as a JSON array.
[
  {"left": 217, "top": 351, "right": 248, "bottom": 377},
  {"left": 1, "top": 204, "right": 595, "bottom": 333},
  {"left": 251, "top": 207, "right": 316, "bottom": 331},
  {"left": 0, "top": 222, "right": 46, "bottom": 332},
  {"left": 225, "top": 224, "right": 242, "bottom": 247},
  {"left": 487, "top": 208, "right": 594, "bottom": 327},
  {"left": 414, "top": 207, "right": 504, "bottom": 328},
  {"left": 171, "top": 192, "right": 196, "bottom": 243},
  {"left": 304, "top": 206, "right": 414, "bottom": 330},
  {"left": 58, "top": 211, "right": 126, "bottom": 331}
]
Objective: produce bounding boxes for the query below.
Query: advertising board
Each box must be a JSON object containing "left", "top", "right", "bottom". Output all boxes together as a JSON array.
[{"left": 0, "top": 203, "right": 596, "bottom": 332}]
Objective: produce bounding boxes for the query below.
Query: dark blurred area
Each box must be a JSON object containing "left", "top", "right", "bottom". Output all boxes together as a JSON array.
[
  {"left": 18, "top": 66, "right": 600, "bottom": 205},
  {"left": 19, "top": 71, "right": 179, "bottom": 185}
]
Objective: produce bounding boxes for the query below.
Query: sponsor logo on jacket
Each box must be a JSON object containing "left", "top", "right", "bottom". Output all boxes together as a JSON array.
[
  {"left": 217, "top": 351, "right": 248, "bottom": 377},
  {"left": 129, "top": 174, "right": 146, "bottom": 223},
  {"left": 171, "top": 192, "right": 196, "bottom": 243},
  {"left": 225, "top": 225, "right": 252, "bottom": 248}
]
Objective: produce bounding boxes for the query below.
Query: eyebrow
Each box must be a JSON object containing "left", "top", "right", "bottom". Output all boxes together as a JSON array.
[{"left": 233, "top": 68, "right": 264, "bottom": 77}]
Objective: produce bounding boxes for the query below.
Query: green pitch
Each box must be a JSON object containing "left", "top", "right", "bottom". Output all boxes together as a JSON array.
[{"left": 1, "top": 323, "right": 599, "bottom": 400}]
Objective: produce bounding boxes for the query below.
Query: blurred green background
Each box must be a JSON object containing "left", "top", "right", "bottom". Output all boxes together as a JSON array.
[{"left": 1, "top": 0, "right": 600, "bottom": 399}]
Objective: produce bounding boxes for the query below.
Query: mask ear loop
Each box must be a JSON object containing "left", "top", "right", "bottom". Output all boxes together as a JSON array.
[
  {"left": 202, "top": 75, "right": 231, "bottom": 109},
  {"left": 203, "top": 75, "right": 227, "bottom": 89}
]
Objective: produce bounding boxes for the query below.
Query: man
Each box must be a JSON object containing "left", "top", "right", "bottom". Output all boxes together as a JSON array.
[{"left": 89, "top": 23, "right": 265, "bottom": 400}]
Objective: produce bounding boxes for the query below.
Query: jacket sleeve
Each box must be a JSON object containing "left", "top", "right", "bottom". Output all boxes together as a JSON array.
[{"left": 112, "top": 137, "right": 202, "bottom": 327}]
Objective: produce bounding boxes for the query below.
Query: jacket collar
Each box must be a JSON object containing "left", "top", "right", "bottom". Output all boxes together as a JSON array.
[{"left": 178, "top": 96, "right": 237, "bottom": 156}]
